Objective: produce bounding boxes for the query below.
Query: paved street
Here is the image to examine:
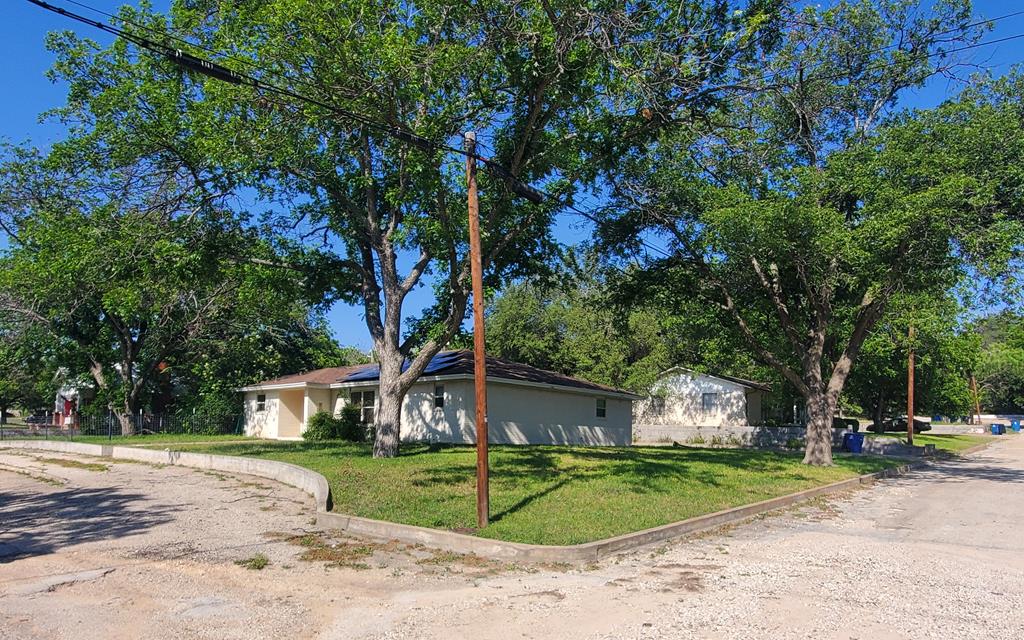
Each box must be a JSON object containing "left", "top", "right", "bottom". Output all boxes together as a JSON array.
[{"left": 2, "top": 440, "right": 1023, "bottom": 639}]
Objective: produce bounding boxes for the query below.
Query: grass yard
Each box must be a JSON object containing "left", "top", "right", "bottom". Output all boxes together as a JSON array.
[
  {"left": 866, "top": 432, "right": 993, "bottom": 452},
  {"left": 156, "top": 441, "right": 901, "bottom": 546}
]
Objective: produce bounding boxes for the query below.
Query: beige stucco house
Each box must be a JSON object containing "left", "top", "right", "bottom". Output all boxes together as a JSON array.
[
  {"left": 633, "top": 367, "right": 768, "bottom": 438},
  {"left": 239, "top": 351, "right": 639, "bottom": 445}
]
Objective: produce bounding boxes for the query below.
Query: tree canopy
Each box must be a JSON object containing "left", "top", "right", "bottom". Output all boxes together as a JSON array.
[{"left": 599, "top": 1, "right": 1024, "bottom": 464}]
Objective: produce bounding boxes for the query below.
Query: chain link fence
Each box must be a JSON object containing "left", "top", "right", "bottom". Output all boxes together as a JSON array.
[{"left": 0, "top": 412, "right": 243, "bottom": 441}]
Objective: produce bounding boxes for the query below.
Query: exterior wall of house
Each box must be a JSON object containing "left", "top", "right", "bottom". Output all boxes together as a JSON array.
[
  {"left": 634, "top": 372, "right": 751, "bottom": 429},
  {"left": 243, "top": 390, "right": 279, "bottom": 438},
  {"left": 305, "top": 388, "right": 332, "bottom": 428},
  {"left": 746, "top": 390, "right": 764, "bottom": 424},
  {"left": 446, "top": 382, "right": 632, "bottom": 446},
  {"left": 244, "top": 379, "right": 633, "bottom": 446},
  {"left": 277, "top": 389, "right": 305, "bottom": 438},
  {"left": 400, "top": 380, "right": 475, "bottom": 443}
]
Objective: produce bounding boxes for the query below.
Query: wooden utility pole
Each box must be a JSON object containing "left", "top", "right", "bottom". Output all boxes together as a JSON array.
[
  {"left": 970, "top": 374, "right": 982, "bottom": 425},
  {"left": 465, "top": 131, "right": 489, "bottom": 528},
  {"left": 907, "top": 325, "right": 915, "bottom": 446}
]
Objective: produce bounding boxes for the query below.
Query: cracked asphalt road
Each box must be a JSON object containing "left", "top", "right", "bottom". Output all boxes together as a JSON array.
[{"left": 1, "top": 438, "right": 1022, "bottom": 639}]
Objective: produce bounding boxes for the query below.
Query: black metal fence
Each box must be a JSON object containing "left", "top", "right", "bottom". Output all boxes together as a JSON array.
[{"left": 0, "top": 413, "right": 243, "bottom": 441}]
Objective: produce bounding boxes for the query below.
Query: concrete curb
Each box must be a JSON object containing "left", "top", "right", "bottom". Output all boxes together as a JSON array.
[
  {"left": 1, "top": 439, "right": 927, "bottom": 564},
  {"left": 0, "top": 440, "right": 331, "bottom": 512}
]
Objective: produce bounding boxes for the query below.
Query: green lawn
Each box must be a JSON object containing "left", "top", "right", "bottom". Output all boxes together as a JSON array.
[
  {"left": 865, "top": 432, "right": 993, "bottom": 452},
  {"left": 154, "top": 440, "right": 901, "bottom": 545}
]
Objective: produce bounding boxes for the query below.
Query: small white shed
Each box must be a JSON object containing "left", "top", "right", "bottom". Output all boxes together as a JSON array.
[
  {"left": 633, "top": 368, "right": 768, "bottom": 441},
  {"left": 239, "top": 351, "right": 639, "bottom": 446}
]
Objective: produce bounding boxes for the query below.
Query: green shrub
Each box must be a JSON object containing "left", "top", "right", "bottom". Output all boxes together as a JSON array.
[
  {"left": 304, "top": 411, "right": 342, "bottom": 441},
  {"left": 785, "top": 437, "right": 805, "bottom": 450},
  {"left": 337, "top": 404, "right": 365, "bottom": 442},
  {"left": 303, "top": 406, "right": 367, "bottom": 442}
]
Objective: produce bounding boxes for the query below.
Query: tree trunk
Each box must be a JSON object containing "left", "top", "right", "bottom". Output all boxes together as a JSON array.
[
  {"left": 0, "top": 404, "right": 8, "bottom": 425},
  {"left": 114, "top": 397, "right": 138, "bottom": 436},
  {"left": 113, "top": 408, "right": 135, "bottom": 436},
  {"left": 873, "top": 390, "right": 885, "bottom": 432},
  {"left": 802, "top": 392, "right": 836, "bottom": 465},
  {"left": 372, "top": 355, "right": 406, "bottom": 458}
]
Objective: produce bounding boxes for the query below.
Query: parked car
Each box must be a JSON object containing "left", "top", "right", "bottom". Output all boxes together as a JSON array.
[
  {"left": 25, "top": 413, "right": 49, "bottom": 425},
  {"left": 867, "top": 417, "right": 931, "bottom": 434}
]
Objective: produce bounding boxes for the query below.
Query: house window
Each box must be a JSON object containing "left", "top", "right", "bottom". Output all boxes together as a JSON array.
[
  {"left": 651, "top": 395, "right": 666, "bottom": 415},
  {"left": 596, "top": 398, "right": 607, "bottom": 418},
  {"left": 256, "top": 394, "right": 266, "bottom": 412},
  {"left": 702, "top": 392, "right": 718, "bottom": 413},
  {"left": 434, "top": 385, "right": 445, "bottom": 409},
  {"left": 350, "top": 390, "right": 376, "bottom": 424}
]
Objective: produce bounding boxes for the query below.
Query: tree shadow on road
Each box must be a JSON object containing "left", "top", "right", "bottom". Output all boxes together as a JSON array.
[
  {"left": 918, "top": 454, "right": 1024, "bottom": 484},
  {"left": 0, "top": 486, "right": 178, "bottom": 563}
]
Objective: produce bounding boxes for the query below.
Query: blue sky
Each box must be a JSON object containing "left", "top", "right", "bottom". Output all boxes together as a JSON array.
[{"left": 2, "top": 0, "right": 1021, "bottom": 351}]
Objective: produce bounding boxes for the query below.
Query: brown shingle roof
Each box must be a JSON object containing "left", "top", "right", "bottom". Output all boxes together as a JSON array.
[
  {"left": 255, "top": 364, "right": 368, "bottom": 386},
  {"left": 249, "top": 351, "right": 638, "bottom": 397}
]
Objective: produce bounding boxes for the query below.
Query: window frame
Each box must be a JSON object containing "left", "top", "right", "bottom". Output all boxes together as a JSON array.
[
  {"left": 256, "top": 394, "right": 266, "bottom": 412},
  {"left": 596, "top": 397, "right": 607, "bottom": 418},
  {"left": 701, "top": 392, "right": 719, "bottom": 413},
  {"left": 350, "top": 390, "right": 376, "bottom": 424},
  {"left": 434, "top": 384, "right": 445, "bottom": 409}
]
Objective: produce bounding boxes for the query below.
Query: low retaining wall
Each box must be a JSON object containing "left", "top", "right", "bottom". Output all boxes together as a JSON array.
[
  {"left": 634, "top": 423, "right": 851, "bottom": 448},
  {"left": 0, "top": 439, "right": 931, "bottom": 564}
]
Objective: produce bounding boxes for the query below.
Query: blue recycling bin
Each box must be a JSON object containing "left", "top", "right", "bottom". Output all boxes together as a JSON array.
[
  {"left": 992, "top": 423, "right": 1006, "bottom": 435},
  {"left": 1012, "top": 420, "right": 1021, "bottom": 433},
  {"left": 842, "top": 432, "right": 864, "bottom": 453}
]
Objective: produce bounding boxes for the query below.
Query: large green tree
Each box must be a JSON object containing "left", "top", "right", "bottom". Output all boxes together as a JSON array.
[
  {"left": 0, "top": 144, "right": 327, "bottom": 433},
  {"left": 600, "top": 2, "right": 1024, "bottom": 464},
  {"left": 96, "top": 0, "right": 776, "bottom": 456}
]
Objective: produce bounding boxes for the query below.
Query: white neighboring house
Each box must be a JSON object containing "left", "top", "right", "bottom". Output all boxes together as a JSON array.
[
  {"left": 239, "top": 350, "right": 639, "bottom": 446},
  {"left": 633, "top": 367, "right": 769, "bottom": 432}
]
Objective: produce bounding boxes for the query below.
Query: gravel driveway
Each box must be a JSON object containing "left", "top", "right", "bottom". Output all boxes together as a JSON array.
[{"left": 2, "top": 439, "right": 1022, "bottom": 639}]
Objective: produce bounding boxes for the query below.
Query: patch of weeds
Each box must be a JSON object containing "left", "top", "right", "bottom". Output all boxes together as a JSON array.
[
  {"left": 276, "top": 532, "right": 377, "bottom": 569},
  {"left": 235, "top": 553, "right": 270, "bottom": 570},
  {"left": 34, "top": 457, "right": 109, "bottom": 472},
  {"left": 415, "top": 550, "right": 505, "bottom": 573},
  {"left": 114, "top": 459, "right": 167, "bottom": 469},
  {"left": 686, "top": 435, "right": 706, "bottom": 445}
]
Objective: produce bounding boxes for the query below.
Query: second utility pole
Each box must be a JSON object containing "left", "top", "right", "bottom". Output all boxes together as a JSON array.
[
  {"left": 465, "top": 131, "right": 489, "bottom": 528},
  {"left": 907, "top": 324, "right": 915, "bottom": 446}
]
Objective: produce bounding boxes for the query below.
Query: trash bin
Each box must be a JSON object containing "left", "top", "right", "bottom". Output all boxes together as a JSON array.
[
  {"left": 1012, "top": 420, "right": 1021, "bottom": 433},
  {"left": 842, "top": 432, "right": 864, "bottom": 453},
  {"left": 992, "top": 423, "right": 1005, "bottom": 435}
]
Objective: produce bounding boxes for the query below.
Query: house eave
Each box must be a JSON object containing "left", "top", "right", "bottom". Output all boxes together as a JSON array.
[
  {"left": 657, "top": 366, "right": 770, "bottom": 393},
  {"left": 238, "top": 381, "right": 331, "bottom": 393},
  {"left": 327, "top": 373, "right": 641, "bottom": 400}
]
